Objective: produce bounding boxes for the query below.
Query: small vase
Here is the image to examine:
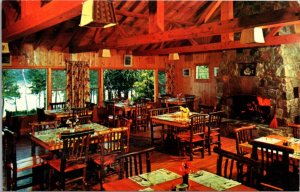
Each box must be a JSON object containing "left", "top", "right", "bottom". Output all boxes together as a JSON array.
[{"left": 182, "top": 173, "right": 189, "bottom": 186}]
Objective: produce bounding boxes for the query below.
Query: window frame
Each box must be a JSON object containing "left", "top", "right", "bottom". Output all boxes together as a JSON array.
[{"left": 195, "top": 64, "right": 211, "bottom": 82}]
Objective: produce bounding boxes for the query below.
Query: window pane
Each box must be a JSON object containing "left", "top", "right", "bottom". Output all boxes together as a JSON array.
[
  {"left": 158, "top": 71, "right": 166, "bottom": 95},
  {"left": 52, "top": 70, "right": 66, "bottom": 103},
  {"left": 90, "top": 70, "right": 98, "bottom": 104},
  {"left": 196, "top": 65, "right": 209, "bottom": 79},
  {"left": 2, "top": 69, "right": 47, "bottom": 116}
]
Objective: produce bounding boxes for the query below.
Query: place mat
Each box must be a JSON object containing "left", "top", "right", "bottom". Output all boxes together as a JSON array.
[
  {"left": 139, "top": 187, "right": 154, "bottom": 191},
  {"left": 254, "top": 137, "right": 282, "bottom": 144},
  {"left": 189, "top": 170, "right": 241, "bottom": 191},
  {"left": 130, "top": 168, "right": 181, "bottom": 187}
]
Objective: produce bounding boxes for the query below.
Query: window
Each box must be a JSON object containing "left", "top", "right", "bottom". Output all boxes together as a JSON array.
[
  {"left": 90, "top": 70, "right": 98, "bottom": 104},
  {"left": 196, "top": 65, "right": 209, "bottom": 79},
  {"left": 51, "top": 70, "right": 66, "bottom": 103},
  {"left": 2, "top": 69, "right": 47, "bottom": 116},
  {"left": 158, "top": 71, "right": 166, "bottom": 95}
]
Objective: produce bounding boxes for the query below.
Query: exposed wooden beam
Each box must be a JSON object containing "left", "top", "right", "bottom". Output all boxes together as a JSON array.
[
  {"left": 221, "top": 1, "right": 234, "bottom": 42},
  {"left": 3, "top": 0, "right": 83, "bottom": 41},
  {"left": 135, "top": 34, "right": 300, "bottom": 55},
  {"left": 116, "top": 8, "right": 194, "bottom": 26},
  {"left": 196, "top": 0, "right": 222, "bottom": 24},
  {"left": 265, "top": 27, "right": 282, "bottom": 40},
  {"left": 148, "top": 1, "right": 164, "bottom": 33},
  {"left": 116, "top": 7, "right": 300, "bottom": 48}
]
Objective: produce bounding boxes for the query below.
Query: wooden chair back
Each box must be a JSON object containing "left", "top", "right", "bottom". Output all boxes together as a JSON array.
[
  {"left": 3, "top": 128, "right": 44, "bottom": 191},
  {"left": 132, "top": 103, "right": 148, "bottom": 131},
  {"left": 185, "top": 95, "right": 195, "bottom": 111},
  {"left": 168, "top": 106, "right": 180, "bottom": 113},
  {"left": 72, "top": 107, "right": 89, "bottom": 117},
  {"left": 105, "top": 101, "right": 118, "bottom": 127},
  {"left": 250, "top": 140, "right": 296, "bottom": 190},
  {"left": 117, "top": 147, "right": 155, "bottom": 179},
  {"left": 49, "top": 102, "right": 66, "bottom": 110},
  {"left": 60, "top": 129, "right": 94, "bottom": 165},
  {"left": 234, "top": 125, "right": 256, "bottom": 155},
  {"left": 30, "top": 121, "right": 58, "bottom": 134},
  {"left": 288, "top": 123, "right": 300, "bottom": 139},
  {"left": 97, "top": 106, "right": 108, "bottom": 125},
  {"left": 37, "top": 107, "right": 47, "bottom": 122},
  {"left": 207, "top": 111, "right": 224, "bottom": 155},
  {"left": 213, "top": 147, "right": 261, "bottom": 189},
  {"left": 208, "top": 111, "right": 223, "bottom": 130}
]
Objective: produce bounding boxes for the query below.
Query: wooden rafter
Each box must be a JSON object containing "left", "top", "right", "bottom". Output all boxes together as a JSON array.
[
  {"left": 3, "top": 0, "right": 84, "bottom": 41},
  {"left": 115, "top": 7, "right": 300, "bottom": 48},
  {"left": 135, "top": 34, "right": 300, "bottom": 55},
  {"left": 265, "top": 27, "right": 282, "bottom": 40},
  {"left": 196, "top": 0, "right": 222, "bottom": 25}
]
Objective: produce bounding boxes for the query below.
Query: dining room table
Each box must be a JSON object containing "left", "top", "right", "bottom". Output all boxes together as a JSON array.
[
  {"left": 103, "top": 167, "right": 256, "bottom": 191},
  {"left": 161, "top": 97, "right": 186, "bottom": 107},
  {"left": 44, "top": 109, "right": 93, "bottom": 120},
  {"left": 150, "top": 111, "right": 202, "bottom": 146},
  {"left": 30, "top": 123, "right": 115, "bottom": 152},
  {"left": 239, "top": 134, "right": 300, "bottom": 160}
]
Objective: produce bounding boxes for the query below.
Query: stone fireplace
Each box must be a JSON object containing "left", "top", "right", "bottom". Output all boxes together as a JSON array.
[{"left": 216, "top": 44, "right": 300, "bottom": 125}]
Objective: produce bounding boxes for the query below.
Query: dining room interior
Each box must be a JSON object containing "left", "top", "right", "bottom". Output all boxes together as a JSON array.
[{"left": 1, "top": 0, "right": 300, "bottom": 191}]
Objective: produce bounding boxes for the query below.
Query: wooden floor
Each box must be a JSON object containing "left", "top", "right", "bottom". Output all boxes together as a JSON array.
[{"left": 3, "top": 125, "right": 239, "bottom": 191}]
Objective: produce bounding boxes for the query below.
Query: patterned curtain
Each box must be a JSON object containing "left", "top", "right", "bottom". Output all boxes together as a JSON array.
[
  {"left": 66, "top": 60, "right": 90, "bottom": 108},
  {"left": 166, "top": 61, "right": 175, "bottom": 95}
]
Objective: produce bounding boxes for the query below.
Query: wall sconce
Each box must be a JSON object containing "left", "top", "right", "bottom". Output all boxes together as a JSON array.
[
  {"left": 240, "top": 27, "right": 265, "bottom": 44},
  {"left": 2, "top": 42, "right": 9, "bottom": 53},
  {"left": 100, "top": 49, "right": 111, "bottom": 57},
  {"left": 168, "top": 53, "right": 180, "bottom": 60},
  {"left": 79, "top": 0, "right": 117, "bottom": 28}
]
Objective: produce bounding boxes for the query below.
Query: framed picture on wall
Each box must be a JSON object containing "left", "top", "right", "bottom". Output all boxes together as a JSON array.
[
  {"left": 2, "top": 53, "right": 11, "bottom": 66},
  {"left": 239, "top": 63, "right": 257, "bottom": 76},
  {"left": 214, "top": 67, "right": 219, "bottom": 77},
  {"left": 183, "top": 68, "right": 190, "bottom": 77},
  {"left": 124, "top": 55, "right": 132, "bottom": 66}
]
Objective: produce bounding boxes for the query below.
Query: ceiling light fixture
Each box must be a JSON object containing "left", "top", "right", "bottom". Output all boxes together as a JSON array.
[
  {"left": 79, "top": 0, "right": 117, "bottom": 28},
  {"left": 101, "top": 49, "right": 111, "bottom": 57},
  {"left": 240, "top": 27, "right": 265, "bottom": 44},
  {"left": 168, "top": 53, "right": 180, "bottom": 61}
]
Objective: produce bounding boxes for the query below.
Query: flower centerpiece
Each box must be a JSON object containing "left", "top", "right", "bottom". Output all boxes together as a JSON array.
[
  {"left": 66, "top": 115, "right": 79, "bottom": 129},
  {"left": 180, "top": 106, "right": 190, "bottom": 119},
  {"left": 179, "top": 161, "right": 194, "bottom": 187}
]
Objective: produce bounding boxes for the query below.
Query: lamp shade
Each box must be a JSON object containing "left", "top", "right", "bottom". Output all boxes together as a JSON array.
[
  {"left": 168, "top": 53, "right": 180, "bottom": 60},
  {"left": 101, "top": 49, "right": 111, "bottom": 57},
  {"left": 295, "top": 24, "right": 300, "bottom": 34},
  {"left": 240, "top": 27, "right": 265, "bottom": 44},
  {"left": 2, "top": 42, "right": 9, "bottom": 53},
  {"left": 79, "top": 0, "right": 117, "bottom": 28}
]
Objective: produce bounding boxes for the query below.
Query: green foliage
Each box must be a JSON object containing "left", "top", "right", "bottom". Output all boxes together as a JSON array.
[
  {"left": 2, "top": 70, "right": 21, "bottom": 100},
  {"left": 27, "top": 69, "right": 46, "bottom": 94},
  {"left": 52, "top": 70, "right": 66, "bottom": 90},
  {"left": 133, "top": 70, "right": 154, "bottom": 100},
  {"left": 90, "top": 70, "right": 98, "bottom": 88}
]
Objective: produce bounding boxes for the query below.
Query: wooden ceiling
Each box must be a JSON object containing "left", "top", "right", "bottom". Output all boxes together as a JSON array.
[{"left": 2, "top": 1, "right": 300, "bottom": 56}]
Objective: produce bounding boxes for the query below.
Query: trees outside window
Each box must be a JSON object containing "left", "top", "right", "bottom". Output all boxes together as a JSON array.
[
  {"left": 90, "top": 70, "right": 98, "bottom": 104},
  {"left": 2, "top": 69, "right": 46, "bottom": 117},
  {"left": 52, "top": 70, "right": 66, "bottom": 103}
]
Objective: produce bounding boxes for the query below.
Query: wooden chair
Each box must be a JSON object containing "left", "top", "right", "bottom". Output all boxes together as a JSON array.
[
  {"left": 97, "top": 106, "right": 108, "bottom": 126},
  {"left": 234, "top": 125, "right": 256, "bottom": 156},
  {"left": 30, "top": 121, "right": 58, "bottom": 158},
  {"left": 184, "top": 95, "right": 195, "bottom": 111},
  {"left": 3, "top": 128, "right": 45, "bottom": 191},
  {"left": 168, "top": 106, "right": 180, "bottom": 113},
  {"left": 106, "top": 101, "right": 119, "bottom": 127},
  {"left": 85, "top": 101, "right": 96, "bottom": 110},
  {"left": 48, "top": 129, "right": 94, "bottom": 190},
  {"left": 207, "top": 111, "right": 224, "bottom": 155},
  {"left": 117, "top": 147, "right": 155, "bottom": 179},
  {"left": 198, "top": 104, "right": 215, "bottom": 114},
  {"left": 37, "top": 107, "right": 47, "bottom": 122},
  {"left": 92, "top": 127, "right": 129, "bottom": 190},
  {"left": 132, "top": 103, "right": 148, "bottom": 132},
  {"left": 177, "top": 114, "right": 206, "bottom": 160},
  {"left": 288, "top": 123, "right": 300, "bottom": 139},
  {"left": 250, "top": 140, "right": 299, "bottom": 191},
  {"left": 49, "top": 102, "right": 66, "bottom": 110},
  {"left": 213, "top": 147, "right": 261, "bottom": 189},
  {"left": 72, "top": 107, "right": 89, "bottom": 117}
]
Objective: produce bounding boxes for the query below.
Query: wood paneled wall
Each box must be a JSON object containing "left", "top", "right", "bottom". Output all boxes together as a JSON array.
[
  {"left": 5, "top": 43, "right": 221, "bottom": 110},
  {"left": 172, "top": 52, "right": 222, "bottom": 110}
]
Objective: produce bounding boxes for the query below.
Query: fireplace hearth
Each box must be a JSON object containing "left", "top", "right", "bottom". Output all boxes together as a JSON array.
[{"left": 226, "top": 95, "right": 271, "bottom": 124}]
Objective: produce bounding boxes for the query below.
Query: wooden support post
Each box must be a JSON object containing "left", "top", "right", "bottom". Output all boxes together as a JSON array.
[{"left": 47, "top": 68, "right": 52, "bottom": 109}]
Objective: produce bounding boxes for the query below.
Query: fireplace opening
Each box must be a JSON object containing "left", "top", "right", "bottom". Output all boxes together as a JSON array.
[{"left": 229, "top": 95, "right": 271, "bottom": 124}]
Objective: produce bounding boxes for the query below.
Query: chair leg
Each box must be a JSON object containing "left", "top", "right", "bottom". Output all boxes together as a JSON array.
[{"left": 208, "top": 136, "right": 212, "bottom": 155}]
